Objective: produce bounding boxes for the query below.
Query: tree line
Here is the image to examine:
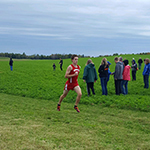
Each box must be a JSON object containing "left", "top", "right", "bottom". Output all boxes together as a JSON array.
[
  {"left": 0, "top": 52, "right": 150, "bottom": 60},
  {"left": 0, "top": 52, "right": 86, "bottom": 59}
]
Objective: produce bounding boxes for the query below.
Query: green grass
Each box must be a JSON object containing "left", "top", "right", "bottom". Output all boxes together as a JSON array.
[
  {"left": 0, "top": 57, "right": 9, "bottom": 59},
  {"left": 0, "top": 54, "right": 150, "bottom": 111},
  {"left": 0, "top": 54, "right": 150, "bottom": 149},
  {"left": 0, "top": 93, "right": 150, "bottom": 150}
]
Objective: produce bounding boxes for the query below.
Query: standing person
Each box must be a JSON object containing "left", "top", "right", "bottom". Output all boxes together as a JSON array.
[
  {"left": 119, "top": 56, "right": 124, "bottom": 93},
  {"left": 52, "top": 63, "right": 56, "bottom": 71},
  {"left": 131, "top": 60, "right": 137, "bottom": 81},
  {"left": 112, "top": 57, "right": 124, "bottom": 95},
  {"left": 107, "top": 61, "right": 111, "bottom": 84},
  {"left": 98, "top": 58, "right": 109, "bottom": 95},
  {"left": 142, "top": 58, "right": 150, "bottom": 89},
  {"left": 138, "top": 57, "right": 143, "bottom": 70},
  {"left": 83, "top": 59, "right": 98, "bottom": 96},
  {"left": 59, "top": 58, "right": 63, "bottom": 71},
  {"left": 122, "top": 60, "right": 131, "bottom": 95},
  {"left": 9, "top": 57, "right": 13, "bottom": 71},
  {"left": 57, "top": 55, "right": 82, "bottom": 113}
]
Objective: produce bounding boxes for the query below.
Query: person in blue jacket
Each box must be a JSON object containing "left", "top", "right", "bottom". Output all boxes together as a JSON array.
[
  {"left": 83, "top": 59, "right": 98, "bottom": 96},
  {"left": 107, "top": 61, "right": 111, "bottom": 84},
  {"left": 143, "top": 58, "right": 150, "bottom": 89}
]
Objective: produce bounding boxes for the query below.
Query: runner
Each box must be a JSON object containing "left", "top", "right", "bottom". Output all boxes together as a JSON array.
[{"left": 57, "top": 54, "right": 82, "bottom": 112}]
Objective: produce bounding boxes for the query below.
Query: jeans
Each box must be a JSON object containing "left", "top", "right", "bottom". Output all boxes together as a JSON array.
[
  {"left": 121, "top": 80, "right": 128, "bottom": 95},
  {"left": 60, "top": 64, "right": 63, "bottom": 71},
  {"left": 139, "top": 63, "right": 142, "bottom": 70},
  {"left": 132, "top": 71, "right": 136, "bottom": 80},
  {"left": 100, "top": 77, "right": 108, "bottom": 95},
  {"left": 86, "top": 82, "right": 95, "bottom": 96},
  {"left": 10, "top": 65, "right": 13, "bottom": 71},
  {"left": 115, "top": 79, "right": 122, "bottom": 95},
  {"left": 143, "top": 75, "right": 149, "bottom": 88}
]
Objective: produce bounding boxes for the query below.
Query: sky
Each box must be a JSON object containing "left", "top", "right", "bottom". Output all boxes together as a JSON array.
[{"left": 0, "top": 0, "right": 150, "bottom": 57}]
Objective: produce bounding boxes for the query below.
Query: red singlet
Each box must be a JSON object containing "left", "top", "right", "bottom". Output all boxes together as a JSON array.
[{"left": 64, "top": 64, "right": 80, "bottom": 91}]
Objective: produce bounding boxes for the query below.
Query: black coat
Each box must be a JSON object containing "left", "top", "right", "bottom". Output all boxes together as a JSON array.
[
  {"left": 138, "top": 59, "right": 143, "bottom": 64},
  {"left": 9, "top": 60, "right": 13, "bottom": 66},
  {"left": 98, "top": 64, "right": 109, "bottom": 78}
]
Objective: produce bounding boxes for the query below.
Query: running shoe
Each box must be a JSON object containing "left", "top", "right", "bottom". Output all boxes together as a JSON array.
[
  {"left": 57, "top": 105, "right": 60, "bottom": 111},
  {"left": 74, "top": 106, "right": 80, "bottom": 113}
]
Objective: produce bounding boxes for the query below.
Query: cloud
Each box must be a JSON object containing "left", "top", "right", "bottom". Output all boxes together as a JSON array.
[
  {"left": 1, "top": 0, "right": 150, "bottom": 39},
  {"left": 0, "top": 0, "right": 150, "bottom": 56}
]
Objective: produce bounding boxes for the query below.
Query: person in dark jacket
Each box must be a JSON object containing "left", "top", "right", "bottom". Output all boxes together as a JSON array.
[
  {"left": 59, "top": 58, "right": 63, "bottom": 71},
  {"left": 112, "top": 57, "right": 124, "bottom": 95},
  {"left": 53, "top": 63, "right": 56, "bottom": 71},
  {"left": 143, "top": 58, "right": 150, "bottom": 88},
  {"left": 131, "top": 59, "right": 137, "bottom": 81},
  {"left": 138, "top": 57, "right": 143, "bottom": 70},
  {"left": 9, "top": 57, "right": 13, "bottom": 71},
  {"left": 98, "top": 58, "right": 109, "bottom": 95},
  {"left": 83, "top": 59, "right": 98, "bottom": 96}
]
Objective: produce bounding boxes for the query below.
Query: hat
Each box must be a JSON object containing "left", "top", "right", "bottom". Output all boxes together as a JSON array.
[
  {"left": 132, "top": 60, "right": 136, "bottom": 64},
  {"left": 107, "top": 61, "right": 111, "bottom": 65}
]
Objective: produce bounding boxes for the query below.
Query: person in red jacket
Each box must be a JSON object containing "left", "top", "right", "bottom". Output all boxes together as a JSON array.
[
  {"left": 121, "top": 60, "right": 131, "bottom": 95},
  {"left": 57, "top": 54, "right": 82, "bottom": 112}
]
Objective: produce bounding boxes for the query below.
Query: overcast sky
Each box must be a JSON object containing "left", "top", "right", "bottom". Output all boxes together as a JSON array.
[{"left": 0, "top": 0, "right": 150, "bottom": 57}]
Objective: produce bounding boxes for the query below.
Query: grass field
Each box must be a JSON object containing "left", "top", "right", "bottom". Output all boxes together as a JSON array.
[
  {"left": 1, "top": 93, "right": 150, "bottom": 150},
  {"left": 0, "top": 54, "right": 150, "bottom": 111},
  {"left": 0, "top": 54, "right": 150, "bottom": 149}
]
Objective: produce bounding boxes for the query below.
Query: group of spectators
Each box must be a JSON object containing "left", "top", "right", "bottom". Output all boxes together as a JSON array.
[
  {"left": 83, "top": 57, "right": 150, "bottom": 96},
  {"left": 9, "top": 56, "right": 150, "bottom": 96}
]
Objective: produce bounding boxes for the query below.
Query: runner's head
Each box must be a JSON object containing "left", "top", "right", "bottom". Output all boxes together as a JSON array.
[{"left": 71, "top": 54, "right": 78, "bottom": 65}]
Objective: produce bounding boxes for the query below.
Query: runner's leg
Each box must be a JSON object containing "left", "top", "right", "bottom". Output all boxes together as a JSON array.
[
  {"left": 58, "top": 90, "right": 69, "bottom": 105},
  {"left": 74, "top": 86, "right": 82, "bottom": 106}
]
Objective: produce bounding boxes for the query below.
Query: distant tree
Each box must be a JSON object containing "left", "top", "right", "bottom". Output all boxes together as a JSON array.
[
  {"left": 22, "top": 52, "right": 26, "bottom": 59},
  {"left": 113, "top": 53, "right": 118, "bottom": 56},
  {"left": 0, "top": 52, "right": 90, "bottom": 59}
]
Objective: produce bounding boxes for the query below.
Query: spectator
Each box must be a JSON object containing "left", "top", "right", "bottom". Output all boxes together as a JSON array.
[
  {"left": 131, "top": 60, "right": 137, "bottom": 81},
  {"left": 138, "top": 57, "right": 143, "bottom": 70},
  {"left": 121, "top": 60, "right": 131, "bottom": 95},
  {"left": 83, "top": 59, "right": 98, "bottom": 96},
  {"left": 119, "top": 57, "right": 125, "bottom": 92},
  {"left": 119, "top": 56, "right": 124, "bottom": 69},
  {"left": 98, "top": 58, "right": 109, "bottom": 95},
  {"left": 112, "top": 57, "right": 124, "bottom": 95},
  {"left": 59, "top": 58, "right": 63, "bottom": 71},
  {"left": 142, "top": 58, "right": 150, "bottom": 88},
  {"left": 9, "top": 57, "right": 13, "bottom": 71},
  {"left": 107, "top": 61, "right": 111, "bottom": 84},
  {"left": 53, "top": 63, "right": 56, "bottom": 71}
]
